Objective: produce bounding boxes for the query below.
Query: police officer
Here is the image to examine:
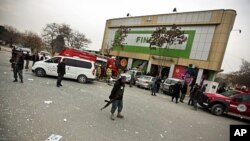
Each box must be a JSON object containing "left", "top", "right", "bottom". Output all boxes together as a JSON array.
[
  {"left": 57, "top": 59, "right": 66, "bottom": 87},
  {"left": 172, "top": 81, "right": 182, "bottom": 103},
  {"left": 129, "top": 71, "right": 135, "bottom": 87},
  {"left": 106, "top": 65, "right": 112, "bottom": 83},
  {"left": 13, "top": 52, "right": 24, "bottom": 83}
]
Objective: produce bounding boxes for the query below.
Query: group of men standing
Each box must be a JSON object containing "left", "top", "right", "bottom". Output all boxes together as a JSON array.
[
  {"left": 96, "top": 65, "right": 112, "bottom": 83},
  {"left": 171, "top": 81, "right": 188, "bottom": 103},
  {"left": 9, "top": 47, "right": 50, "bottom": 83},
  {"left": 171, "top": 81, "right": 206, "bottom": 110}
]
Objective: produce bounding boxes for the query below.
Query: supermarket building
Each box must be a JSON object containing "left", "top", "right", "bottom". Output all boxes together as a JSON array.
[{"left": 101, "top": 9, "right": 236, "bottom": 84}]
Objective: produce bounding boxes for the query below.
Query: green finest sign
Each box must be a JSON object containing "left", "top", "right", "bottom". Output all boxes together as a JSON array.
[
  {"left": 136, "top": 36, "right": 151, "bottom": 44},
  {"left": 112, "top": 30, "right": 195, "bottom": 58}
]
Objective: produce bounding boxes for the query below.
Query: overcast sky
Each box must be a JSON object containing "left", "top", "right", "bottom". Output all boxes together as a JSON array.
[{"left": 0, "top": 0, "right": 249, "bottom": 73}]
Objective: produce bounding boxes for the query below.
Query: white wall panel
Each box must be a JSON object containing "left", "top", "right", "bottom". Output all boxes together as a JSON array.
[
  {"left": 191, "top": 13, "right": 199, "bottom": 22},
  {"left": 195, "top": 51, "right": 202, "bottom": 60},
  {"left": 185, "top": 14, "right": 193, "bottom": 23},
  {"left": 201, "top": 51, "right": 209, "bottom": 60},
  {"left": 190, "top": 51, "right": 196, "bottom": 59}
]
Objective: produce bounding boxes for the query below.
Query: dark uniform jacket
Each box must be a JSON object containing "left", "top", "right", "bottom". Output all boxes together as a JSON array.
[
  {"left": 16, "top": 56, "right": 24, "bottom": 70},
  {"left": 181, "top": 83, "right": 188, "bottom": 94},
  {"left": 57, "top": 62, "right": 66, "bottom": 75},
  {"left": 32, "top": 54, "right": 40, "bottom": 62},
  {"left": 109, "top": 78, "right": 125, "bottom": 100},
  {"left": 173, "top": 83, "right": 182, "bottom": 96},
  {"left": 193, "top": 88, "right": 203, "bottom": 100}
]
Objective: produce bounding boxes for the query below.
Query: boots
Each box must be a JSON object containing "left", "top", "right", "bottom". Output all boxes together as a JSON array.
[
  {"left": 111, "top": 113, "right": 115, "bottom": 120},
  {"left": 117, "top": 113, "right": 124, "bottom": 118}
]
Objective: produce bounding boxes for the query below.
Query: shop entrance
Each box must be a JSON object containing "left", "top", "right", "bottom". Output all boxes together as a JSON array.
[{"left": 150, "top": 65, "right": 170, "bottom": 79}]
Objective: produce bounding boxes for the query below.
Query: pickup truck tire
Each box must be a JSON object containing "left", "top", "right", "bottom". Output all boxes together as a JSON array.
[
  {"left": 77, "top": 75, "right": 87, "bottom": 83},
  {"left": 35, "top": 68, "right": 46, "bottom": 77},
  {"left": 211, "top": 104, "right": 224, "bottom": 116}
]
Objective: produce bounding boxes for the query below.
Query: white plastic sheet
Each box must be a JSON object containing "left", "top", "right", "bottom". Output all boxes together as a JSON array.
[{"left": 45, "top": 134, "right": 62, "bottom": 141}]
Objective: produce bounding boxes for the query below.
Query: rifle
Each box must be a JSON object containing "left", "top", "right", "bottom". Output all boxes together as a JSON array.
[{"left": 100, "top": 99, "right": 115, "bottom": 111}]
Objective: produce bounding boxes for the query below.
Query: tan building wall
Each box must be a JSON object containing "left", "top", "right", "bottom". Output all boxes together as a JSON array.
[{"left": 101, "top": 9, "right": 236, "bottom": 72}]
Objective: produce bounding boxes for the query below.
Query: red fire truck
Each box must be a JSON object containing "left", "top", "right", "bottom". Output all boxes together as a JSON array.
[
  {"left": 59, "top": 48, "right": 119, "bottom": 76},
  {"left": 59, "top": 48, "right": 97, "bottom": 62}
]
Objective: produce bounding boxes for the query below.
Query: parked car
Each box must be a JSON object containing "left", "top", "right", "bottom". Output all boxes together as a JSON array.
[
  {"left": 32, "top": 56, "right": 96, "bottom": 83},
  {"left": 135, "top": 75, "right": 156, "bottom": 89},
  {"left": 162, "top": 78, "right": 184, "bottom": 95},
  {"left": 120, "top": 70, "right": 143, "bottom": 84},
  {"left": 39, "top": 51, "right": 51, "bottom": 60},
  {"left": 16, "top": 47, "right": 32, "bottom": 55},
  {"left": 199, "top": 90, "right": 250, "bottom": 118}
]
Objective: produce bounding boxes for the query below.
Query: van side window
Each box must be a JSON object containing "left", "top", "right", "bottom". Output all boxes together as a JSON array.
[
  {"left": 76, "top": 60, "right": 92, "bottom": 68},
  {"left": 64, "top": 58, "right": 77, "bottom": 67}
]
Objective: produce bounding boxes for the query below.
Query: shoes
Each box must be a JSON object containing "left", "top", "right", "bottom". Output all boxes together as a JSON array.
[
  {"left": 13, "top": 80, "right": 17, "bottom": 82},
  {"left": 57, "top": 84, "right": 62, "bottom": 87},
  {"left": 117, "top": 113, "right": 124, "bottom": 118},
  {"left": 111, "top": 114, "right": 115, "bottom": 120},
  {"left": 21, "top": 80, "right": 23, "bottom": 83},
  {"left": 176, "top": 101, "right": 178, "bottom": 103}
]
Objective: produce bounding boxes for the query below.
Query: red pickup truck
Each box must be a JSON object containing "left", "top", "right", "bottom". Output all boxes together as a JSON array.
[{"left": 199, "top": 90, "right": 250, "bottom": 118}]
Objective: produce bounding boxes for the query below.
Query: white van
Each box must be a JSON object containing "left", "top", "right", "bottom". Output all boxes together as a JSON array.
[{"left": 32, "top": 56, "right": 96, "bottom": 83}]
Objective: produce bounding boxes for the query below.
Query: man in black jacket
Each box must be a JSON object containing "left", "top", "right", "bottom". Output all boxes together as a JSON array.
[
  {"left": 193, "top": 85, "right": 202, "bottom": 110},
  {"left": 13, "top": 52, "right": 24, "bottom": 83},
  {"left": 180, "top": 82, "right": 188, "bottom": 103},
  {"left": 57, "top": 59, "right": 66, "bottom": 87},
  {"left": 172, "top": 81, "right": 182, "bottom": 103},
  {"left": 32, "top": 52, "right": 40, "bottom": 66},
  {"left": 109, "top": 76, "right": 126, "bottom": 120}
]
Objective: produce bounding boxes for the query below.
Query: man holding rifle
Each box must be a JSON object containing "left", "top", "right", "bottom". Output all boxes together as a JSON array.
[{"left": 108, "top": 76, "right": 126, "bottom": 120}]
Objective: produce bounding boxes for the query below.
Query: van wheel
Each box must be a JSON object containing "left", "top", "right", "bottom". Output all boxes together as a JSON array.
[
  {"left": 35, "top": 68, "right": 46, "bottom": 77},
  {"left": 78, "top": 75, "right": 87, "bottom": 83},
  {"left": 211, "top": 104, "right": 224, "bottom": 116}
]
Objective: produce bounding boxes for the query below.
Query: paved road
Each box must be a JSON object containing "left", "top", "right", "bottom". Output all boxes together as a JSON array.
[{"left": 0, "top": 48, "right": 249, "bottom": 141}]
